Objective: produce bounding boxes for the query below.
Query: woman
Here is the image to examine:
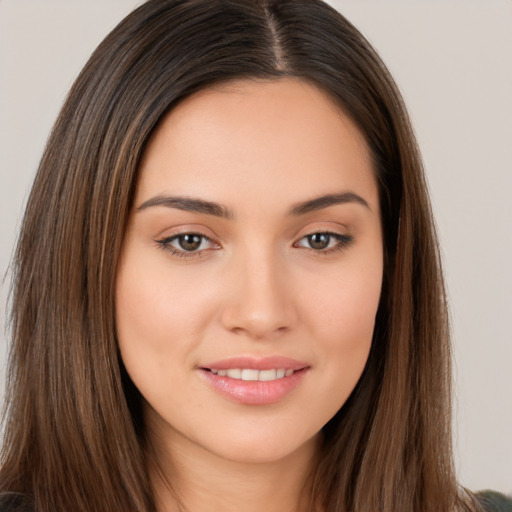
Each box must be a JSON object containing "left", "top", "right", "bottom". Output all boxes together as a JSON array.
[{"left": 0, "top": 1, "right": 509, "bottom": 511}]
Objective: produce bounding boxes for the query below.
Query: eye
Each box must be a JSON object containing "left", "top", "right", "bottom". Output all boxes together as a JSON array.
[
  {"left": 294, "top": 232, "right": 353, "bottom": 253},
  {"left": 156, "top": 232, "right": 219, "bottom": 257}
]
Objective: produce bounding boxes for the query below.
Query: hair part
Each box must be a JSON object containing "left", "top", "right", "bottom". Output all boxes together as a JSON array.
[{"left": 1, "top": 1, "right": 481, "bottom": 511}]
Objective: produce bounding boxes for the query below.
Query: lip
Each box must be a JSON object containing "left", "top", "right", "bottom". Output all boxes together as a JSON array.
[
  {"left": 201, "top": 355, "right": 309, "bottom": 371},
  {"left": 198, "top": 356, "right": 310, "bottom": 406}
]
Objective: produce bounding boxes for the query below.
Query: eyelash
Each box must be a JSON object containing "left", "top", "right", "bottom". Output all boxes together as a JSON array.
[
  {"left": 156, "top": 232, "right": 218, "bottom": 259},
  {"left": 155, "top": 231, "right": 354, "bottom": 259},
  {"left": 293, "top": 232, "right": 354, "bottom": 254}
]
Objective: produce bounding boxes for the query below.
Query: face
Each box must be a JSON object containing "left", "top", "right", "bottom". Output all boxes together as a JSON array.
[{"left": 116, "top": 79, "right": 383, "bottom": 465}]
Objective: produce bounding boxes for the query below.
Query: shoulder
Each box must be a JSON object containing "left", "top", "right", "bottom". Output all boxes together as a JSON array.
[
  {"left": 0, "top": 494, "right": 35, "bottom": 512},
  {"left": 477, "top": 490, "right": 512, "bottom": 512}
]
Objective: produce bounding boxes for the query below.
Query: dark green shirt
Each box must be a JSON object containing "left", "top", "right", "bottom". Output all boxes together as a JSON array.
[{"left": 477, "top": 491, "right": 512, "bottom": 512}]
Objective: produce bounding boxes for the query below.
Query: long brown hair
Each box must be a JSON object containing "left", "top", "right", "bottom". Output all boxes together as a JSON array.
[{"left": 1, "top": 1, "right": 480, "bottom": 511}]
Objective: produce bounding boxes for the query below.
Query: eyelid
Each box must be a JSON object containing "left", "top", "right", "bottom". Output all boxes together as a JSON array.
[
  {"left": 154, "top": 223, "right": 219, "bottom": 241},
  {"left": 155, "top": 229, "right": 221, "bottom": 259},
  {"left": 292, "top": 229, "right": 354, "bottom": 254}
]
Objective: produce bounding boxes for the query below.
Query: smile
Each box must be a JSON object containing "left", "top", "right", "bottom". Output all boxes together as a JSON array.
[
  {"left": 199, "top": 356, "right": 310, "bottom": 405},
  {"left": 209, "top": 368, "right": 295, "bottom": 381}
]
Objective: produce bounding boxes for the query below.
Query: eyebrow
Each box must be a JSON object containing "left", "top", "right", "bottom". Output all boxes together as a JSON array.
[
  {"left": 288, "top": 192, "right": 370, "bottom": 215},
  {"left": 136, "top": 191, "right": 370, "bottom": 218},
  {"left": 136, "top": 195, "right": 234, "bottom": 219}
]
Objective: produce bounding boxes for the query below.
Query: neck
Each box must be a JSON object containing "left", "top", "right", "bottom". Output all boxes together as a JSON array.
[{"left": 149, "top": 428, "right": 320, "bottom": 512}]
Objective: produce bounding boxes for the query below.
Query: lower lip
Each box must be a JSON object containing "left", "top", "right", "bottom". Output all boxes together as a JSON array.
[{"left": 198, "top": 368, "right": 308, "bottom": 405}]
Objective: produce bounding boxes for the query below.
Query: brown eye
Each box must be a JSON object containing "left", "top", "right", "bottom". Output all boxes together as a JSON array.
[
  {"left": 156, "top": 232, "right": 218, "bottom": 257},
  {"left": 178, "top": 234, "right": 202, "bottom": 251},
  {"left": 307, "top": 233, "right": 331, "bottom": 250},
  {"left": 294, "top": 232, "right": 354, "bottom": 253}
]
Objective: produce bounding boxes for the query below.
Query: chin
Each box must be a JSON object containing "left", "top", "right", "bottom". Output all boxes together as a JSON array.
[
  {"left": 190, "top": 418, "right": 321, "bottom": 466},
  {"left": 208, "top": 435, "right": 318, "bottom": 465}
]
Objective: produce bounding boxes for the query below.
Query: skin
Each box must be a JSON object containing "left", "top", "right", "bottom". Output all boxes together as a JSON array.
[{"left": 116, "top": 78, "right": 383, "bottom": 512}]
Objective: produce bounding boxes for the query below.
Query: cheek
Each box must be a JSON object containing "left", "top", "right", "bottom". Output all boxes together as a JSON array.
[
  {"left": 115, "top": 257, "right": 224, "bottom": 423},
  {"left": 300, "top": 257, "right": 382, "bottom": 401},
  {"left": 115, "top": 251, "right": 220, "bottom": 374},
  {"left": 307, "top": 264, "right": 382, "bottom": 344}
]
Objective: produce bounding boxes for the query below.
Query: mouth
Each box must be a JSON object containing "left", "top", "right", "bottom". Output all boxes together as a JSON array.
[
  {"left": 207, "top": 368, "right": 296, "bottom": 381},
  {"left": 198, "top": 356, "right": 310, "bottom": 405}
]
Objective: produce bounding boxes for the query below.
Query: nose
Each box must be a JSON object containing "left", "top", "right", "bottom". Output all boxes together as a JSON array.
[{"left": 220, "top": 248, "right": 297, "bottom": 340}]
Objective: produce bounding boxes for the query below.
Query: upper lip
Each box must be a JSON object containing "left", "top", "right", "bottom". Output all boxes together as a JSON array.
[{"left": 200, "top": 356, "right": 310, "bottom": 371}]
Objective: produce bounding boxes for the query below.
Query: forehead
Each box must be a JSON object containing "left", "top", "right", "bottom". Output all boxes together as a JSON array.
[{"left": 136, "top": 78, "right": 378, "bottom": 212}]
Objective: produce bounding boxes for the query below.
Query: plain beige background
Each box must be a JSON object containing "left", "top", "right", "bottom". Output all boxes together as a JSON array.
[{"left": 1, "top": 0, "right": 511, "bottom": 495}]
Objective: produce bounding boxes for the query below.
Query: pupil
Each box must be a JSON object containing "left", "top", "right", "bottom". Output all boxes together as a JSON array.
[
  {"left": 179, "top": 234, "right": 201, "bottom": 251},
  {"left": 309, "top": 233, "right": 329, "bottom": 250}
]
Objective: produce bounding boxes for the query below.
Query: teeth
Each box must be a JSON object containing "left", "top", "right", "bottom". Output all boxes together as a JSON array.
[
  {"left": 258, "top": 369, "right": 277, "bottom": 381},
  {"left": 226, "top": 369, "right": 242, "bottom": 379},
  {"left": 209, "top": 368, "right": 295, "bottom": 381},
  {"left": 241, "top": 369, "right": 259, "bottom": 381}
]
